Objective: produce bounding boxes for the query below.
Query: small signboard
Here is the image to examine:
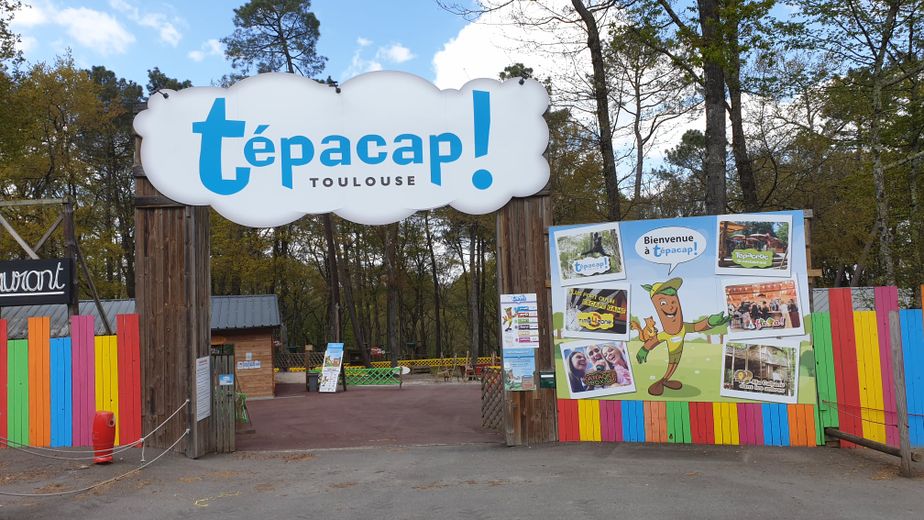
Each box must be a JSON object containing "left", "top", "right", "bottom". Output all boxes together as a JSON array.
[
  {"left": 500, "top": 293, "right": 540, "bottom": 349},
  {"left": 319, "top": 343, "right": 345, "bottom": 393},
  {"left": 236, "top": 360, "right": 261, "bottom": 370},
  {"left": 218, "top": 374, "right": 234, "bottom": 386},
  {"left": 0, "top": 258, "right": 73, "bottom": 306},
  {"left": 195, "top": 356, "right": 211, "bottom": 422}
]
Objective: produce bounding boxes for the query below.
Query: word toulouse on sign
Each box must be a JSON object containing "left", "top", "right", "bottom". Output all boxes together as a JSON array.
[
  {"left": 133, "top": 71, "right": 551, "bottom": 228},
  {"left": 0, "top": 258, "right": 73, "bottom": 306}
]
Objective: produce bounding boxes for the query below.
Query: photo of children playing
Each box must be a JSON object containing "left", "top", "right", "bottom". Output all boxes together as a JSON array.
[
  {"left": 717, "top": 217, "right": 790, "bottom": 273},
  {"left": 720, "top": 342, "right": 798, "bottom": 404},
  {"left": 724, "top": 279, "right": 803, "bottom": 339},
  {"left": 561, "top": 341, "right": 635, "bottom": 398}
]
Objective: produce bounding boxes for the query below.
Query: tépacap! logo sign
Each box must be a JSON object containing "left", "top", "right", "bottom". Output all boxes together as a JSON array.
[{"left": 132, "top": 71, "right": 550, "bottom": 227}]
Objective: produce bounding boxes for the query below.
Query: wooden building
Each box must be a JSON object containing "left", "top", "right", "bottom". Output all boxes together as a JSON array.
[{"left": 1, "top": 294, "right": 282, "bottom": 400}]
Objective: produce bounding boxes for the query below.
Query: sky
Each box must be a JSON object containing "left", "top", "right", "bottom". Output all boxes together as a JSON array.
[{"left": 9, "top": 0, "right": 515, "bottom": 89}]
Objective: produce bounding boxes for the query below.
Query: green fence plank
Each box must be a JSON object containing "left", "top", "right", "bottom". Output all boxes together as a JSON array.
[
  {"left": 681, "top": 402, "right": 692, "bottom": 444},
  {"left": 812, "top": 312, "right": 839, "bottom": 430},
  {"left": 8, "top": 339, "right": 29, "bottom": 446}
]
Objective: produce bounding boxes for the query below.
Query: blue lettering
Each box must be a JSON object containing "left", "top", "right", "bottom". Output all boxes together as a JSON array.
[
  {"left": 392, "top": 134, "right": 423, "bottom": 165},
  {"left": 192, "top": 98, "right": 247, "bottom": 195},
  {"left": 428, "top": 133, "right": 462, "bottom": 185},
  {"left": 280, "top": 136, "right": 314, "bottom": 189},
  {"left": 320, "top": 135, "right": 351, "bottom": 166},
  {"left": 244, "top": 127, "right": 275, "bottom": 167},
  {"left": 357, "top": 134, "right": 387, "bottom": 165}
]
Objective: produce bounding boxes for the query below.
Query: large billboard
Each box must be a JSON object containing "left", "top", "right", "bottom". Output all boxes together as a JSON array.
[
  {"left": 551, "top": 211, "right": 816, "bottom": 406},
  {"left": 133, "top": 71, "right": 550, "bottom": 227}
]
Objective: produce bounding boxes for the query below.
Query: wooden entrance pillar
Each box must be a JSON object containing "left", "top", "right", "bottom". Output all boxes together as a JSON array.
[
  {"left": 134, "top": 134, "right": 212, "bottom": 458},
  {"left": 496, "top": 193, "right": 557, "bottom": 445}
]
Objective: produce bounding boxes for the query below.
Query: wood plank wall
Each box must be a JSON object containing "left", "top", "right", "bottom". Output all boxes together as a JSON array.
[
  {"left": 496, "top": 193, "right": 557, "bottom": 445},
  {"left": 134, "top": 133, "right": 212, "bottom": 457}
]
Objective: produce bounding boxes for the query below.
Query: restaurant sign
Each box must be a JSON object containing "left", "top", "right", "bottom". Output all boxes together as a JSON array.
[{"left": 0, "top": 258, "right": 74, "bottom": 307}]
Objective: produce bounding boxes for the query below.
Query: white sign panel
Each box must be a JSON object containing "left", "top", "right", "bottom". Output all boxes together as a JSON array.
[
  {"left": 319, "top": 343, "right": 345, "bottom": 393},
  {"left": 195, "top": 356, "right": 211, "bottom": 422},
  {"left": 500, "top": 293, "right": 540, "bottom": 349},
  {"left": 133, "top": 71, "right": 550, "bottom": 227}
]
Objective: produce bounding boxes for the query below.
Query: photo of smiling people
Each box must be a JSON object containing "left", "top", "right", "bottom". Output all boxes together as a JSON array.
[
  {"left": 560, "top": 341, "right": 636, "bottom": 399},
  {"left": 562, "top": 285, "right": 629, "bottom": 340},
  {"left": 723, "top": 278, "right": 805, "bottom": 340},
  {"left": 553, "top": 223, "right": 626, "bottom": 286},
  {"left": 716, "top": 214, "right": 792, "bottom": 276},
  {"left": 720, "top": 341, "right": 799, "bottom": 404}
]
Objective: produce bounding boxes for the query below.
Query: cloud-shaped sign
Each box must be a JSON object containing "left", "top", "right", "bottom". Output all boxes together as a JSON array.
[
  {"left": 635, "top": 226, "right": 706, "bottom": 274},
  {"left": 132, "top": 71, "right": 550, "bottom": 227}
]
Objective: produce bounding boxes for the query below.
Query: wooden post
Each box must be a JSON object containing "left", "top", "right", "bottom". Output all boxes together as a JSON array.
[
  {"left": 496, "top": 193, "right": 557, "bottom": 446},
  {"left": 134, "top": 132, "right": 212, "bottom": 458},
  {"left": 888, "top": 310, "right": 914, "bottom": 477},
  {"left": 62, "top": 199, "right": 79, "bottom": 318}
]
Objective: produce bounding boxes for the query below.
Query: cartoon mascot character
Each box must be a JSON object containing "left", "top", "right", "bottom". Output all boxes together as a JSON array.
[{"left": 636, "top": 278, "right": 730, "bottom": 396}]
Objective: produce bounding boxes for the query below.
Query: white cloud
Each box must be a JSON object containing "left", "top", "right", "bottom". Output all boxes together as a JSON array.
[
  {"left": 378, "top": 43, "right": 414, "bottom": 64},
  {"left": 11, "top": 3, "right": 48, "bottom": 28},
  {"left": 356, "top": 37, "right": 372, "bottom": 47},
  {"left": 188, "top": 38, "right": 223, "bottom": 62},
  {"left": 56, "top": 7, "right": 136, "bottom": 55},
  {"left": 110, "top": 0, "right": 182, "bottom": 47},
  {"left": 11, "top": 1, "right": 136, "bottom": 55}
]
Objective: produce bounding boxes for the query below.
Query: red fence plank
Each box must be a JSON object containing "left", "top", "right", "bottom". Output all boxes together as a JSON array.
[
  {"left": 117, "top": 314, "right": 142, "bottom": 445},
  {"left": 829, "top": 288, "right": 861, "bottom": 446}
]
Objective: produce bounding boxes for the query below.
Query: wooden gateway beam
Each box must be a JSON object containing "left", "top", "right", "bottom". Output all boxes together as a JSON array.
[
  {"left": 496, "top": 192, "right": 557, "bottom": 445},
  {"left": 134, "top": 133, "right": 212, "bottom": 458}
]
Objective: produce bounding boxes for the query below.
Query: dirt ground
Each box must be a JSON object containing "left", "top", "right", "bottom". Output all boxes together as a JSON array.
[
  {"left": 237, "top": 379, "right": 500, "bottom": 450},
  {"left": 1, "top": 440, "right": 922, "bottom": 519}
]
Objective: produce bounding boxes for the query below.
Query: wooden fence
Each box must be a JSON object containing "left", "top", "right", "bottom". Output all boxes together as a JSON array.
[
  {"left": 481, "top": 368, "right": 503, "bottom": 432},
  {"left": 0, "top": 315, "right": 141, "bottom": 448}
]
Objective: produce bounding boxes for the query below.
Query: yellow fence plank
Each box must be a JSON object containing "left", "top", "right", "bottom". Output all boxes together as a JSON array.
[{"left": 95, "top": 336, "right": 120, "bottom": 444}]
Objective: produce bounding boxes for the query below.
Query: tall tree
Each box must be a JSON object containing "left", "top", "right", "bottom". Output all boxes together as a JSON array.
[{"left": 222, "top": 0, "right": 326, "bottom": 75}]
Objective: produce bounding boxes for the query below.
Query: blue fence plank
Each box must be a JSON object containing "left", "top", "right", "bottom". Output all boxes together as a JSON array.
[
  {"left": 621, "top": 401, "right": 633, "bottom": 442},
  {"left": 49, "top": 338, "right": 73, "bottom": 447},
  {"left": 635, "top": 401, "right": 646, "bottom": 443},
  {"left": 900, "top": 310, "right": 924, "bottom": 447},
  {"left": 762, "top": 404, "right": 775, "bottom": 446}
]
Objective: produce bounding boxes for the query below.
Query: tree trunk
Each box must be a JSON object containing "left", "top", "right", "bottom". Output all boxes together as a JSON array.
[
  {"left": 468, "top": 222, "right": 480, "bottom": 367},
  {"left": 323, "top": 214, "right": 341, "bottom": 342},
  {"left": 870, "top": 5, "right": 900, "bottom": 285},
  {"left": 697, "top": 0, "right": 728, "bottom": 214},
  {"left": 572, "top": 0, "right": 621, "bottom": 220},
  {"left": 340, "top": 237, "right": 370, "bottom": 367},
  {"left": 385, "top": 223, "right": 400, "bottom": 367},
  {"left": 725, "top": 20, "right": 759, "bottom": 212},
  {"left": 424, "top": 213, "right": 444, "bottom": 358}
]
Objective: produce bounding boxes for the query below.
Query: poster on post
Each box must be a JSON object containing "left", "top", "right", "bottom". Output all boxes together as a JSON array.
[
  {"left": 549, "top": 210, "right": 816, "bottom": 407},
  {"left": 500, "top": 293, "right": 540, "bottom": 349},
  {"left": 319, "top": 343, "right": 345, "bottom": 393},
  {"left": 503, "top": 348, "right": 537, "bottom": 391}
]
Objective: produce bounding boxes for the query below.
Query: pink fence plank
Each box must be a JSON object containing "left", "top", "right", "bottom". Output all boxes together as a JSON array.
[
  {"left": 70, "top": 315, "right": 95, "bottom": 446},
  {"left": 874, "top": 286, "right": 899, "bottom": 447}
]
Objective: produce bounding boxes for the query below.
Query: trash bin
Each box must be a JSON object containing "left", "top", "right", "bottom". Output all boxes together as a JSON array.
[
  {"left": 307, "top": 372, "right": 319, "bottom": 392},
  {"left": 92, "top": 411, "right": 116, "bottom": 464}
]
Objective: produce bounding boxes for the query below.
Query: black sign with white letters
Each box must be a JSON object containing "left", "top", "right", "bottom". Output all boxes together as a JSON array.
[{"left": 0, "top": 258, "right": 74, "bottom": 306}]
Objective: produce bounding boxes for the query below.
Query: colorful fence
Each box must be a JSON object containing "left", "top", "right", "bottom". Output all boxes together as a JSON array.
[
  {"left": 557, "top": 400, "right": 819, "bottom": 446},
  {"left": 812, "top": 287, "right": 924, "bottom": 448},
  {"left": 0, "top": 315, "right": 141, "bottom": 448},
  {"left": 555, "top": 287, "right": 924, "bottom": 449}
]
